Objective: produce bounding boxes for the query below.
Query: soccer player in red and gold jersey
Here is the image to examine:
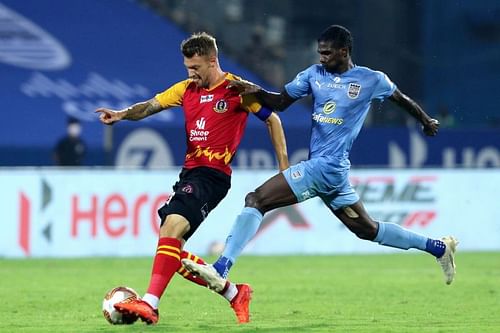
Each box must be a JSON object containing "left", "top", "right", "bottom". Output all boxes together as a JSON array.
[{"left": 95, "top": 32, "right": 288, "bottom": 325}]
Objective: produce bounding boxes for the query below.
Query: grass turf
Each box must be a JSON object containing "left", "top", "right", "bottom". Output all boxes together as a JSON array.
[{"left": 1, "top": 252, "right": 499, "bottom": 332}]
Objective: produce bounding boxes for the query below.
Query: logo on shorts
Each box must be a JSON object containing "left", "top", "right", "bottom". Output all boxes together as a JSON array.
[
  {"left": 291, "top": 170, "right": 303, "bottom": 180},
  {"left": 347, "top": 83, "right": 361, "bottom": 99},
  {"left": 200, "top": 203, "right": 208, "bottom": 219},
  {"left": 301, "top": 190, "right": 312, "bottom": 200},
  {"left": 181, "top": 184, "right": 193, "bottom": 193},
  {"left": 213, "top": 99, "right": 228, "bottom": 113}
]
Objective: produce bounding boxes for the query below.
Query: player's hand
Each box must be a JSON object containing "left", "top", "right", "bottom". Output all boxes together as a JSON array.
[
  {"left": 227, "top": 79, "right": 262, "bottom": 95},
  {"left": 95, "top": 108, "right": 124, "bottom": 125},
  {"left": 422, "top": 118, "right": 439, "bottom": 136}
]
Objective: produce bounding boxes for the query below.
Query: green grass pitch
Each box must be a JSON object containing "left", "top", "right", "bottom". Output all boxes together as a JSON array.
[{"left": 1, "top": 252, "right": 499, "bottom": 332}]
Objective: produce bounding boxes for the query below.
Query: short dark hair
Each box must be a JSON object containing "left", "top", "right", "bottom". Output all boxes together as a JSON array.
[
  {"left": 181, "top": 32, "right": 218, "bottom": 58},
  {"left": 317, "top": 25, "right": 353, "bottom": 54},
  {"left": 67, "top": 116, "right": 80, "bottom": 125}
]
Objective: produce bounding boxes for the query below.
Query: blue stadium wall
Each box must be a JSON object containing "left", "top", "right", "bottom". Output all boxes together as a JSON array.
[{"left": 0, "top": 0, "right": 498, "bottom": 168}]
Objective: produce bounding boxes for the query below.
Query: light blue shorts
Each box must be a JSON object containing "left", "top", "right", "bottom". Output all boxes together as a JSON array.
[{"left": 282, "top": 157, "right": 359, "bottom": 210}]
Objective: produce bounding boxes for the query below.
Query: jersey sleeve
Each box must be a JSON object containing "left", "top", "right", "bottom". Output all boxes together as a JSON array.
[
  {"left": 240, "top": 94, "right": 272, "bottom": 121},
  {"left": 371, "top": 71, "right": 397, "bottom": 100},
  {"left": 284, "top": 66, "right": 313, "bottom": 99},
  {"left": 154, "top": 79, "right": 190, "bottom": 108}
]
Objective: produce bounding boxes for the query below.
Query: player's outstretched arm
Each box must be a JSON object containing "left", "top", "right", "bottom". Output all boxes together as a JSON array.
[
  {"left": 228, "top": 80, "right": 296, "bottom": 111},
  {"left": 389, "top": 88, "right": 439, "bottom": 136},
  {"left": 95, "top": 98, "right": 163, "bottom": 125},
  {"left": 265, "top": 112, "right": 289, "bottom": 171}
]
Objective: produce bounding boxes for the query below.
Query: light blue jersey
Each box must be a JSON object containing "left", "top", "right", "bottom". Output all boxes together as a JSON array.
[
  {"left": 214, "top": 62, "right": 450, "bottom": 277},
  {"left": 286, "top": 64, "right": 396, "bottom": 163},
  {"left": 214, "top": 65, "right": 449, "bottom": 276},
  {"left": 283, "top": 64, "right": 396, "bottom": 209}
]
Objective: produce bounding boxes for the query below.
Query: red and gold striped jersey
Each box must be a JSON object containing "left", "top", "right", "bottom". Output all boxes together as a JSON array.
[{"left": 155, "top": 73, "right": 264, "bottom": 175}]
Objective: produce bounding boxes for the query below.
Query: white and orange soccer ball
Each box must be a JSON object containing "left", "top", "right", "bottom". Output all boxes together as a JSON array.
[{"left": 102, "top": 286, "right": 140, "bottom": 325}]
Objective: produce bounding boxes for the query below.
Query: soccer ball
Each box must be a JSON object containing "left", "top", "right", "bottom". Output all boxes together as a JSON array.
[{"left": 102, "top": 286, "right": 140, "bottom": 325}]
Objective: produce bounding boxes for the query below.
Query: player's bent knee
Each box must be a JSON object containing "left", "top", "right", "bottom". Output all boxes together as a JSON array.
[
  {"left": 244, "top": 192, "right": 259, "bottom": 208},
  {"left": 159, "top": 214, "right": 190, "bottom": 238}
]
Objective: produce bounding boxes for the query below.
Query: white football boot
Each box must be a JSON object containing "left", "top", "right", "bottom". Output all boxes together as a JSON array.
[
  {"left": 437, "top": 236, "right": 459, "bottom": 285},
  {"left": 181, "top": 259, "right": 227, "bottom": 292}
]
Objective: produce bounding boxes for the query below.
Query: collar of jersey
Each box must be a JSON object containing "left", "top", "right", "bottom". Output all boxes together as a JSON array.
[{"left": 203, "top": 72, "right": 230, "bottom": 92}]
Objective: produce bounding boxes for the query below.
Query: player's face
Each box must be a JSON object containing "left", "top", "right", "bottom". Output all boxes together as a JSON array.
[
  {"left": 317, "top": 40, "right": 347, "bottom": 73},
  {"left": 184, "top": 54, "right": 213, "bottom": 88}
]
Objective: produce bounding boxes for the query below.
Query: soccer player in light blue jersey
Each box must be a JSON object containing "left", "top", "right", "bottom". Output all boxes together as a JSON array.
[{"left": 183, "top": 25, "right": 458, "bottom": 291}]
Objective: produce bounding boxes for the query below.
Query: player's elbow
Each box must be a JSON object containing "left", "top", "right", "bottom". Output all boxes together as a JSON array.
[
  {"left": 265, "top": 112, "right": 281, "bottom": 127},
  {"left": 274, "top": 101, "right": 289, "bottom": 112}
]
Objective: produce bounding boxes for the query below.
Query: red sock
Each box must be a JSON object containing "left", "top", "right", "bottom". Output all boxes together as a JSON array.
[
  {"left": 146, "top": 237, "right": 182, "bottom": 298},
  {"left": 177, "top": 251, "right": 208, "bottom": 287}
]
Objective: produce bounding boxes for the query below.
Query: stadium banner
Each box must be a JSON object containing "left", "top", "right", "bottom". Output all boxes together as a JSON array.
[
  {"left": 0, "top": 168, "right": 499, "bottom": 258},
  {"left": 112, "top": 125, "right": 500, "bottom": 170}
]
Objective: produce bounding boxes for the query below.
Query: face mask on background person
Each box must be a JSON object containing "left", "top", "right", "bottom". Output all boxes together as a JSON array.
[{"left": 68, "top": 123, "right": 81, "bottom": 138}]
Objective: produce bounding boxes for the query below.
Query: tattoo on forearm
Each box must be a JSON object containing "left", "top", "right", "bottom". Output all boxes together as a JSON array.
[
  {"left": 143, "top": 102, "right": 160, "bottom": 117},
  {"left": 124, "top": 100, "right": 162, "bottom": 120}
]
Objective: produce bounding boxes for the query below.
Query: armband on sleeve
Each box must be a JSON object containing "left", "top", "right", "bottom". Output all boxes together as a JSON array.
[{"left": 254, "top": 106, "right": 272, "bottom": 121}]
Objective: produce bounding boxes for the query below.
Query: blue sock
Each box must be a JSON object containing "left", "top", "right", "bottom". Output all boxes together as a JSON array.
[
  {"left": 212, "top": 256, "right": 233, "bottom": 279},
  {"left": 374, "top": 221, "right": 430, "bottom": 253},
  {"left": 213, "top": 207, "right": 263, "bottom": 278},
  {"left": 425, "top": 239, "right": 446, "bottom": 258}
]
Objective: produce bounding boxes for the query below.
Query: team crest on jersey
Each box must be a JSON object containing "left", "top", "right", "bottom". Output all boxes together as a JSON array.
[
  {"left": 347, "top": 83, "right": 361, "bottom": 99},
  {"left": 213, "top": 99, "right": 229, "bottom": 113}
]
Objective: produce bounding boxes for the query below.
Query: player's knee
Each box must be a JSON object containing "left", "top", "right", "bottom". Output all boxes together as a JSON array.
[
  {"left": 159, "top": 215, "right": 190, "bottom": 238},
  {"left": 244, "top": 191, "right": 267, "bottom": 212},
  {"left": 244, "top": 191, "right": 258, "bottom": 208}
]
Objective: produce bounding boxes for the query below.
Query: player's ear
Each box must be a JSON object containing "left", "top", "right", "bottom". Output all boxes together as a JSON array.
[
  {"left": 208, "top": 55, "right": 217, "bottom": 67},
  {"left": 341, "top": 47, "right": 349, "bottom": 58}
]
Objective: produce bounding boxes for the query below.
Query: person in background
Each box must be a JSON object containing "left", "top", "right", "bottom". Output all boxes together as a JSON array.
[{"left": 53, "top": 117, "right": 86, "bottom": 166}]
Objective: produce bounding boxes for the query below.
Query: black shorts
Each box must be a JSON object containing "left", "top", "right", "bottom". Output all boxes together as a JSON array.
[{"left": 158, "top": 167, "right": 231, "bottom": 241}]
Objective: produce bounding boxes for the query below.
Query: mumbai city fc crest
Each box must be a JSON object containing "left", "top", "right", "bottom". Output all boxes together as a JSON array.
[
  {"left": 347, "top": 83, "right": 361, "bottom": 99},
  {"left": 323, "top": 101, "right": 336, "bottom": 114},
  {"left": 213, "top": 99, "right": 229, "bottom": 113}
]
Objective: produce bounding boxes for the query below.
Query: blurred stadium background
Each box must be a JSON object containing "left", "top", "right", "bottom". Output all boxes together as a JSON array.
[
  {"left": 2, "top": 1, "right": 500, "bottom": 331},
  {"left": 1, "top": 0, "right": 499, "bottom": 259}
]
